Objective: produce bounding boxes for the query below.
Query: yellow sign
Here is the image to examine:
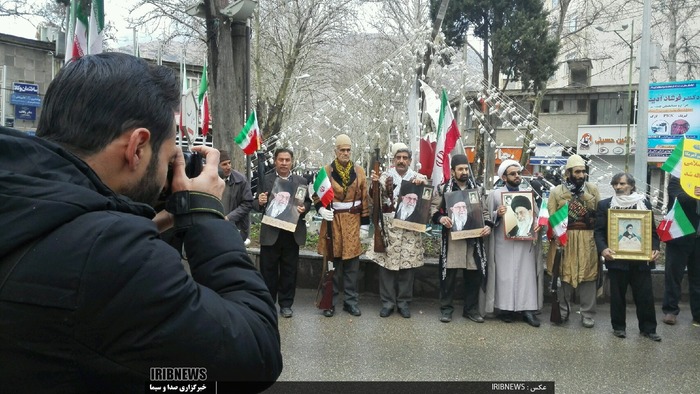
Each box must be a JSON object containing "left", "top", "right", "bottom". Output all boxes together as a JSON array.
[{"left": 680, "top": 138, "right": 700, "bottom": 199}]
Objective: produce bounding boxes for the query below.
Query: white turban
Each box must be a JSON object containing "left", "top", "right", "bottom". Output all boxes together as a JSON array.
[
  {"left": 498, "top": 159, "right": 521, "bottom": 177},
  {"left": 391, "top": 142, "right": 409, "bottom": 157}
]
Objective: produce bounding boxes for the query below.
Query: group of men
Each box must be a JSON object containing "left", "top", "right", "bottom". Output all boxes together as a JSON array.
[{"left": 2, "top": 52, "right": 699, "bottom": 390}]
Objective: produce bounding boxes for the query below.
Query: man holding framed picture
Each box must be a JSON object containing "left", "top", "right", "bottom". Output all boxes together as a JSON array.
[{"left": 594, "top": 172, "right": 661, "bottom": 341}]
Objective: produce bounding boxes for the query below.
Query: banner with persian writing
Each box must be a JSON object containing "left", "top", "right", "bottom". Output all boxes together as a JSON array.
[{"left": 648, "top": 80, "right": 700, "bottom": 162}]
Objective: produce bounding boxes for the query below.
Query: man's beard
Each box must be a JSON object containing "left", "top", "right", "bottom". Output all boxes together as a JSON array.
[
  {"left": 269, "top": 200, "right": 288, "bottom": 217},
  {"left": 452, "top": 212, "right": 468, "bottom": 229},
  {"left": 506, "top": 178, "right": 521, "bottom": 188},
  {"left": 122, "top": 152, "right": 163, "bottom": 207},
  {"left": 568, "top": 175, "right": 585, "bottom": 187},
  {"left": 516, "top": 217, "right": 533, "bottom": 236},
  {"left": 398, "top": 204, "right": 416, "bottom": 220},
  {"left": 457, "top": 174, "right": 469, "bottom": 182}
]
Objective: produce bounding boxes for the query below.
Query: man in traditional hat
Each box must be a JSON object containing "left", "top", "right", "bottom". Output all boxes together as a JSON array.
[
  {"left": 430, "top": 154, "right": 491, "bottom": 323},
  {"left": 314, "top": 134, "right": 370, "bottom": 317},
  {"left": 219, "top": 150, "right": 254, "bottom": 243},
  {"left": 367, "top": 143, "right": 428, "bottom": 318},
  {"left": 547, "top": 154, "right": 601, "bottom": 328},
  {"left": 482, "top": 159, "right": 542, "bottom": 327}
]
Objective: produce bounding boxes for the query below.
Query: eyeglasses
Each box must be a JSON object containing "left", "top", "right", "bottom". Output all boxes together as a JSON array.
[{"left": 506, "top": 171, "right": 522, "bottom": 176}]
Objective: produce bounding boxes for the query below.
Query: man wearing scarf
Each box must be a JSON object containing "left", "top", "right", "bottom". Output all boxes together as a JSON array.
[
  {"left": 594, "top": 173, "right": 661, "bottom": 341},
  {"left": 366, "top": 143, "right": 427, "bottom": 318},
  {"left": 430, "top": 154, "right": 491, "bottom": 323},
  {"left": 547, "top": 154, "right": 601, "bottom": 328},
  {"left": 482, "top": 159, "right": 543, "bottom": 327},
  {"left": 315, "top": 134, "right": 370, "bottom": 317}
]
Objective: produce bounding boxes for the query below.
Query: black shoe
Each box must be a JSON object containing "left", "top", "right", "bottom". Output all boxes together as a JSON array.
[
  {"left": 522, "top": 312, "right": 540, "bottom": 327},
  {"left": 380, "top": 307, "right": 394, "bottom": 318},
  {"left": 439, "top": 312, "right": 452, "bottom": 323},
  {"left": 343, "top": 304, "right": 361, "bottom": 316},
  {"left": 642, "top": 332, "right": 661, "bottom": 342},
  {"left": 613, "top": 330, "right": 626, "bottom": 338},
  {"left": 499, "top": 311, "right": 514, "bottom": 323},
  {"left": 323, "top": 307, "right": 335, "bottom": 317},
  {"left": 280, "top": 307, "right": 293, "bottom": 318},
  {"left": 463, "top": 311, "right": 484, "bottom": 323},
  {"left": 398, "top": 307, "right": 411, "bottom": 318}
]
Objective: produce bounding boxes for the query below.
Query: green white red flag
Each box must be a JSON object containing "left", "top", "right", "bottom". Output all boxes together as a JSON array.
[
  {"left": 431, "top": 89, "right": 461, "bottom": 188},
  {"left": 660, "top": 140, "right": 683, "bottom": 178},
  {"left": 549, "top": 203, "right": 568, "bottom": 246},
  {"left": 65, "top": 0, "right": 89, "bottom": 62},
  {"left": 235, "top": 111, "right": 262, "bottom": 155},
  {"left": 87, "top": 0, "right": 104, "bottom": 55},
  {"left": 313, "top": 167, "right": 334, "bottom": 207},
  {"left": 537, "top": 197, "right": 550, "bottom": 227},
  {"left": 198, "top": 62, "right": 209, "bottom": 136},
  {"left": 657, "top": 199, "right": 695, "bottom": 242}
]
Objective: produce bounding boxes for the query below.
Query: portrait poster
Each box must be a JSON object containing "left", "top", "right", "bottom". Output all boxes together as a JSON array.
[
  {"left": 393, "top": 180, "right": 432, "bottom": 232},
  {"left": 445, "top": 189, "right": 485, "bottom": 240},
  {"left": 502, "top": 191, "right": 536, "bottom": 240},
  {"left": 261, "top": 178, "right": 303, "bottom": 232},
  {"left": 607, "top": 209, "right": 653, "bottom": 261}
]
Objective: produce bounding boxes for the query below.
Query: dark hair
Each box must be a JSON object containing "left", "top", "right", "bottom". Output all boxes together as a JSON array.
[
  {"left": 611, "top": 172, "right": 636, "bottom": 192},
  {"left": 37, "top": 53, "right": 180, "bottom": 159},
  {"left": 274, "top": 148, "right": 294, "bottom": 160}
]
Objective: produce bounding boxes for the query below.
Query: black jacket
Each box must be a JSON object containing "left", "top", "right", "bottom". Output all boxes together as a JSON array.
[{"left": 0, "top": 127, "right": 282, "bottom": 392}]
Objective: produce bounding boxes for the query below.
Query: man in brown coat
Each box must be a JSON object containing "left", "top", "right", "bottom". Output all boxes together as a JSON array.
[{"left": 315, "top": 134, "right": 370, "bottom": 317}]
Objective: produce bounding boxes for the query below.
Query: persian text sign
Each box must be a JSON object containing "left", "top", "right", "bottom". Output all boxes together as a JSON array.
[{"left": 648, "top": 80, "right": 700, "bottom": 162}]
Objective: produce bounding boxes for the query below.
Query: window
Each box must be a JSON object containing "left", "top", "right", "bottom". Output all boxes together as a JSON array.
[
  {"left": 541, "top": 100, "right": 551, "bottom": 113},
  {"left": 569, "top": 16, "right": 577, "bottom": 32},
  {"left": 577, "top": 99, "right": 588, "bottom": 113},
  {"left": 570, "top": 68, "right": 589, "bottom": 86},
  {"left": 552, "top": 0, "right": 559, "bottom": 8},
  {"left": 557, "top": 100, "right": 564, "bottom": 112}
]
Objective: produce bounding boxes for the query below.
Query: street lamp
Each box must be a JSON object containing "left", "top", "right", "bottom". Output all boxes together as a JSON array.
[{"left": 596, "top": 21, "right": 634, "bottom": 172}]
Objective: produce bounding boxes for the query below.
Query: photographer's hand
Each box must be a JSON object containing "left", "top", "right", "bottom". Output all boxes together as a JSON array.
[{"left": 171, "top": 146, "right": 225, "bottom": 199}]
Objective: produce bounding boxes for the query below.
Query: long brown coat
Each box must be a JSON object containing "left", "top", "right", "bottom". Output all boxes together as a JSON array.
[
  {"left": 316, "top": 164, "right": 370, "bottom": 260},
  {"left": 546, "top": 183, "right": 601, "bottom": 287}
]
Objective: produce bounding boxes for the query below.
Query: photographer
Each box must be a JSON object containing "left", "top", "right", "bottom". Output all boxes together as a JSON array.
[{"left": 0, "top": 53, "right": 282, "bottom": 391}]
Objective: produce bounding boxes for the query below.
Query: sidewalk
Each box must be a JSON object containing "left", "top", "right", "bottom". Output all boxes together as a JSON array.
[{"left": 271, "top": 288, "right": 700, "bottom": 393}]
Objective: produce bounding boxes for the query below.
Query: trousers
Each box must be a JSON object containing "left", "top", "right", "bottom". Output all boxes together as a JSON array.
[{"left": 608, "top": 267, "right": 657, "bottom": 333}]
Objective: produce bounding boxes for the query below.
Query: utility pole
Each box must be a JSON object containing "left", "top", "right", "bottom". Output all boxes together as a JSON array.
[{"left": 634, "top": 0, "right": 652, "bottom": 194}]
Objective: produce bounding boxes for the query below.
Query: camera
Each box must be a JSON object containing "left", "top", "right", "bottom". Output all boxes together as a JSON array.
[{"left": 156, "top": 150, "right": 204, "bottom": 209}]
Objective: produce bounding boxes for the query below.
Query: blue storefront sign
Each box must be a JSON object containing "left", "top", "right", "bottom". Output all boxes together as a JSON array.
[
  {"left": 10, "top": 93, "right": 42, "bottom": 107},
  {"left": 12, "top": 82, "right": 39, "bottom": 95},
  {"left": 15, "top": 106, "right": 36, "bottom": 121}
]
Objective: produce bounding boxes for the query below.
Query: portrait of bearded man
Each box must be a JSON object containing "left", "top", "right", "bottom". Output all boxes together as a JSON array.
[
  {"left": 450, "top": 201, "right": 469, "bottom": 231},
  {"left": 396, "top": 193, "right": 420, "bottom": 221},
  {"left": 266, "top": 191, "right": 295, "bottom": 222}
]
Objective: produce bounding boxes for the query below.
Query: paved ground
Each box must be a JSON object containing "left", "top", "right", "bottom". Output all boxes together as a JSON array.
[{"left": 271, "top": 288, "right": 699, "bottom": 393}]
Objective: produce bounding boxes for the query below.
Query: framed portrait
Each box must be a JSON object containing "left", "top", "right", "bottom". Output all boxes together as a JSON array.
[
  {"left": 261, "top": 178, "right": 301, "bottom": 232},
  {"left": 607, "top": 209, "right": 653, "bottom": 261},
  {"left": 502, "top": 191, "right": 536, "bottom": 240},
  {"left": 393, "top": 180, "right": 432, "bottom": 232},
  {"left": 445, "top": 188, "right": 484, "bottom": 240}
]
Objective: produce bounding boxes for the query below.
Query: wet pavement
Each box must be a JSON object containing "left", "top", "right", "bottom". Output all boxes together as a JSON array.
[{"left": 273, "top": 288, "right": 699, "bottom": 393}]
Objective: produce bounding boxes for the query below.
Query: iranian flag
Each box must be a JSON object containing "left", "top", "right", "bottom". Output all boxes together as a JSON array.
[
  {"left": 313, "top": 167, "right": 335, "bottom": 207},
  {"left": 431, "top": 89, "right": 461, "bottom": 188},
  {"left": 660, "top": 139, "right": 683, "bottom": 178},
  {"left": 549, "top": 203, "right": 569, "bottom": 246},
  {"left": 235, "top": 111, "right": 262, "bottom": 155},
  {"left": 65, "top": 0, "right": 89, "bottom": 62},
  {"left": 657, "top": 199, "right": 695, "bottom": 242},
  {"left": 200, "top": 93, "right": 210, "bottom": 136},
  {"left": 87, "top": 0, "right": 104, "bottom": 55},
  {"left": 198, "top": 62, "right": 209, "bottom": 136},
  {"left": 537, "top": 197, "right": 550, "bottom": 227}
]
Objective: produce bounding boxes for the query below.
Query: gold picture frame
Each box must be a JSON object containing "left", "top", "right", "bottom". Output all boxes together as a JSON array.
[{"left": 607, "top": 209, "right": 653, "bottom": 261}]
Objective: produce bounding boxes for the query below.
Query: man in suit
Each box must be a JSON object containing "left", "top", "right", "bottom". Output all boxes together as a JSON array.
[
  {"left": 219, "top": 150, "right": 254, "bottom": 244},
  {"left": 256, "top": 148, "right": 311, "bottom": 318}
]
